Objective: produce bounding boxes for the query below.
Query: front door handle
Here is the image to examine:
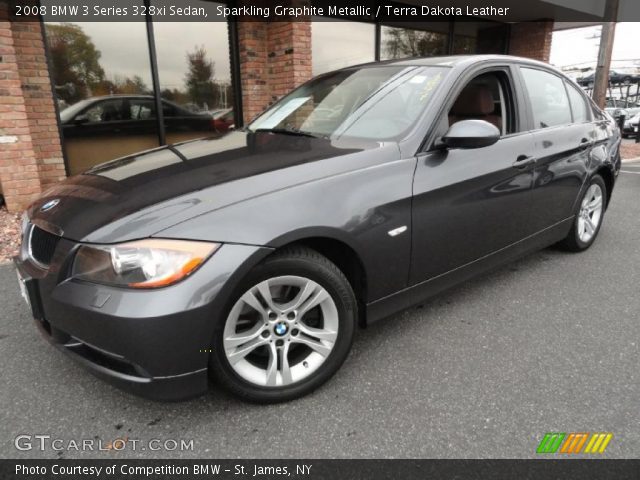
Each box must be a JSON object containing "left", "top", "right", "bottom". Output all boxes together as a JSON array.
[{"left": 513, "top": 155, "right": 536, "bottom": 170}]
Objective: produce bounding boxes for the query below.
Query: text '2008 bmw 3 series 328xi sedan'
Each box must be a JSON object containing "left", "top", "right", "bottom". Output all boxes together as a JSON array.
[{"left": 15, "top": 55, "right": 620, "bottom": 403}]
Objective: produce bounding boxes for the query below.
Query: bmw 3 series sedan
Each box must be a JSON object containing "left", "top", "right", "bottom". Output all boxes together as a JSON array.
[{"left": 15, "top": 55, "right": 621, "bottom": 403}]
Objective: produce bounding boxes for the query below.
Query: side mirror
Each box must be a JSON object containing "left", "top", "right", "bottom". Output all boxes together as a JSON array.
[
  {"left": 73, "top": 115, "right": 90, "bottom": 125},
  {"left": 442, "top": 119, "right": 500, "bottom": 149}
]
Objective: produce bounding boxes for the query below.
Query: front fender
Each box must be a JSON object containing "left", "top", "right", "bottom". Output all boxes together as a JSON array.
[{"left": 156, "top": 157, "right": 417, "bottom": 301}]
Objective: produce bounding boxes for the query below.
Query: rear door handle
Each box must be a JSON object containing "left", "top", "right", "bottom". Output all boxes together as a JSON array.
[{"left": 513, "top": 155, "right": 536, "bottom": 169}]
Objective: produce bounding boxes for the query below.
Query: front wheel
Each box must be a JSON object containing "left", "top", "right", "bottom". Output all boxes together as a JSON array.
[
  {"left": 558, "top": 175, "right": 606, "bottom": 251},
  {"left": 209, "top": 247, "right": 357, "bottom": 403}
]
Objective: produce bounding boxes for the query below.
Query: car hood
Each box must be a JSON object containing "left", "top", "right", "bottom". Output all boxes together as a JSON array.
[{"left": 28, "top": 131, "right": 393, "bottom": 243}]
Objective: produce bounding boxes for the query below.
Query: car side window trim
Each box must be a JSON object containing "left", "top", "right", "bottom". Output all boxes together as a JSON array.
[{"left": 562, "top": 81, "right": 577, "bottom": 124}]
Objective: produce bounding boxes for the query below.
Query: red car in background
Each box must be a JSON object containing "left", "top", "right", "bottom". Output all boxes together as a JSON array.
[{"left": 212, "top": 108, "right": 235, "bottom": 133}]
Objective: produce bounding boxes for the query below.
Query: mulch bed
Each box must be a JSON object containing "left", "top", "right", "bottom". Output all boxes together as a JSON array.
[
  {"left": 0, "top": 206, "right": 21, "bottom": 264},
  {"left": 621, "top": 142, "right": 640, "bottom": 161}
]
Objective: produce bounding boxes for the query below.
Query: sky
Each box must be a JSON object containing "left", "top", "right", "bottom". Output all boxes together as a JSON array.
[{"left": 550, "top": 22, "right": 640, "bottom": 71}]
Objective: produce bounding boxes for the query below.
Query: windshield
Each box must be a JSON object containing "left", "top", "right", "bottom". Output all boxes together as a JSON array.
[
  {"left": 60, "top": 98, "right": 95, "bottom": 123},
  {"left": 249, "top": 65, "right": 447, "bottom": 140}
]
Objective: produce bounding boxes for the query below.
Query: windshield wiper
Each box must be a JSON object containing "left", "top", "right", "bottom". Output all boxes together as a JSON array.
[{"left": 252, "top": 127, "right": 325, "bottom": 139}]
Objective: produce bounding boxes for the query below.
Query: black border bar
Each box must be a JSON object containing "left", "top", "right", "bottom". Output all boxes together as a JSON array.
[
  {"left": 3, "top": 459, "right": 640, "bottom": 480},
  {"left": 8, "top": 0, "right": 640, "bottom": 22}
]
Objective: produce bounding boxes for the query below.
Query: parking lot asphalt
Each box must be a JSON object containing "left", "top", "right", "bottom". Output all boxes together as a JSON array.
[{"left": 1, "top": 167, "right": 639, "bottom": 460}]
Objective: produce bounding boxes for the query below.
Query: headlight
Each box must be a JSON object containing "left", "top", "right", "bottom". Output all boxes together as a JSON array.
[{"left": 72, "top": 239, "right": 219, "bottom": 288}]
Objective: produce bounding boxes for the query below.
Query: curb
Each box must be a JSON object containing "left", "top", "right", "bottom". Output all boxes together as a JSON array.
[{"left": 622, "top": 156, "right": 640, "bottom": 164}]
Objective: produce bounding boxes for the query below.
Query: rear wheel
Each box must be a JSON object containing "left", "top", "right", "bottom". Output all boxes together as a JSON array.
[
  {"left": 558, "top": 175, "right": 606, "bottom": 251},
  {"left": 209, "top": 247, "right": 356, "bottom": 403}
]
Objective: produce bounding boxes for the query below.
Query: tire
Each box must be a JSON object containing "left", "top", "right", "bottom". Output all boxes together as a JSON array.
[
  {"left": 558, "top": 175, "right": 607, "bottom": 252},
  {"left": 209, "top": 247, "right": 357, "bottom": 403}
]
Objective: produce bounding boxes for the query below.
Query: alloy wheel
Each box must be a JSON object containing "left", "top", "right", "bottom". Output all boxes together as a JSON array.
[
  {"left": 223, "top": 276, "right": 339, "bottom": 388},
  {"left": 577, "top": 184, "right": 603, "bottom": 243}
]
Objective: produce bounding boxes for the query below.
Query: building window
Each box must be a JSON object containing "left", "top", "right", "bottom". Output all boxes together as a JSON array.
[
  {"left": 44, "top": 4, "right": 237, "bottom": 176},
  {"left": 453, "top": 21, "right": 508, "bottom": 55},
  {"left": 153, "top": 1, "right": 234, "bottom": 143},
  {"left": 452, "top": 34, "right": 476, "bottom": 55},
  {"left": 380, "top": 25, "right": 448, "bottom": 60},
  {"left": 44, "top": 22, "right": 157, "bottom": 175},
  {"left": 312, "top": 21, "right": 375, "bottom": 75}
]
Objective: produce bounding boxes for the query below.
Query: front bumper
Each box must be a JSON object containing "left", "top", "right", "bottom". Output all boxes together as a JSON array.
[{"left": 14, "top": 241, "right": 271, "bottom": 401}]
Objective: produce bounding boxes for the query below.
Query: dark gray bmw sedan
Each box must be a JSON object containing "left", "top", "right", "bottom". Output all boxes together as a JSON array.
[{"left": 15, "top": 55, "right": 621, "bottom": 403}]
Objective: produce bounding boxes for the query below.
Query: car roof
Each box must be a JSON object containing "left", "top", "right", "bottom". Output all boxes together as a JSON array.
[
  {"left": 339, "top": 54, "right": 566, "bottom": 78},
  {"left": 351, "top": 54, "right": 555, "bottom": 69}
]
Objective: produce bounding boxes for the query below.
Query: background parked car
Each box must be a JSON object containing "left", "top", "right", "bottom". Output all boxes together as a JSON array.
[
  {"left": 623, "top": 113, "right": 640, "bottom": 138},
  {"left": 206, "top": 108, "right": 227, "bottom": 117},
  {"left": 578, "top": 70, "right": 640, "bottom": 87},
  {"left": 605, "top": 106, "right": 640, "bottom": 122},
  {"left": 212, "top": 108, "right": 235, "bottom": 133},
  {"left": 605, "top": 98, "right": 640, "bottom": 108},
  {"left": 60, "top": 95, "right": 217, "bottom": 174}
]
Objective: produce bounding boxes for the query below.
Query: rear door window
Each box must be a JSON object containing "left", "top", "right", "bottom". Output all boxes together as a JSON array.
[
  {"left": 565, "top": 82, "right": 590, "bottom": 123},
  {"left": 520, "top": 68, "right": 571, "bottom": 129}
]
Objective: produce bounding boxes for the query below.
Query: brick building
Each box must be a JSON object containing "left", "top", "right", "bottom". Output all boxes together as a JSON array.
[{"left": 0, "top": 1, "right": 602, "bottom": 212}]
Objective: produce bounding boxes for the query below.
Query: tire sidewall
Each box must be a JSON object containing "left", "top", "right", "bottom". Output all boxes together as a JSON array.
[{"left": 210, "top": 253, "right": 356, "bottom": 402}]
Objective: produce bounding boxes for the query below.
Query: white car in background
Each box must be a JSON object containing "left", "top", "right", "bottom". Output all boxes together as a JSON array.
[{"left": 623, "top": 113, "right": 640, "bottom": 138}]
